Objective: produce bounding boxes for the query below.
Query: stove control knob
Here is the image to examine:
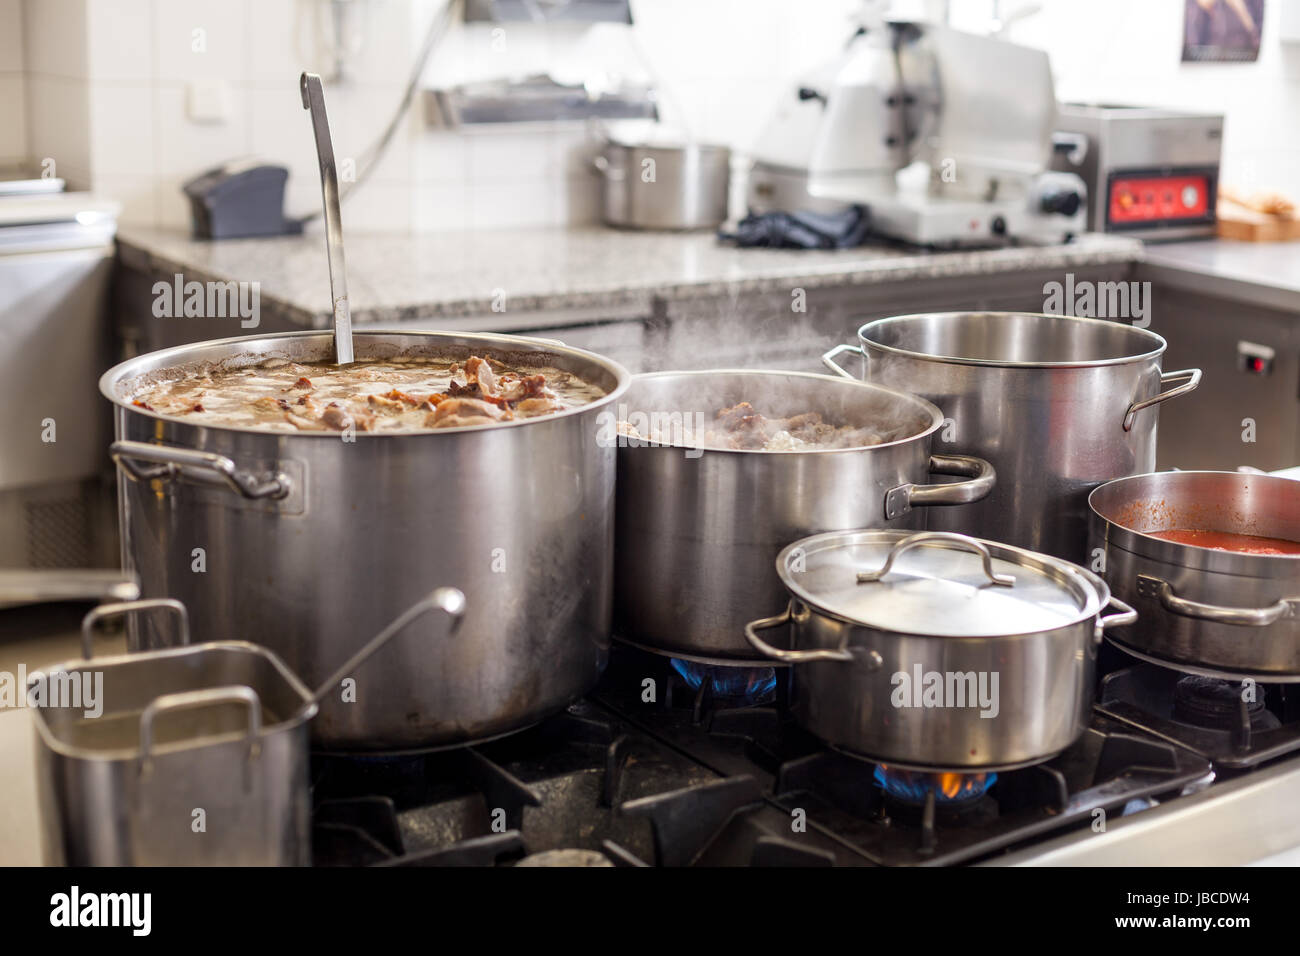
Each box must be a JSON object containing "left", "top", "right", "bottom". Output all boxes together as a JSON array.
[{"left": 1040, "top": 187, "right": 1082, "bottom": 216}]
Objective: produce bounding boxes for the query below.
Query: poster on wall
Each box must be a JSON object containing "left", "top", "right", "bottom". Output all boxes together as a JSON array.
[{"left": 1183, "top": 0, "right": 1264, "bottom": 61}]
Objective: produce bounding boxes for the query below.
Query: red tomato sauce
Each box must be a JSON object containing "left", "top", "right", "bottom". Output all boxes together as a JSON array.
[{"left": 1150, "top": 528, "right": 1300, "bottom": 555}]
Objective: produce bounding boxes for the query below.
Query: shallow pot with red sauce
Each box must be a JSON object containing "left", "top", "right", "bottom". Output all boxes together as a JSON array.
[{"left": 1088, "top": 471, "right": 1300, "bottom": 679}]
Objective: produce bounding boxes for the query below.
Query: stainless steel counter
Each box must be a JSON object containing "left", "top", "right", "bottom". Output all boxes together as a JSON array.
[
  {"left": 987, "top": 756, "right": 1300, "bottom": 866},
  {"left": 1140, "top": 239, "right": 1300, "bottom": 312}
]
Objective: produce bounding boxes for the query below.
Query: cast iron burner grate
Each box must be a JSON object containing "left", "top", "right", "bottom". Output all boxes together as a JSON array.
[
  {"left": 1098, "top": 663, "right": 1300, "bottom": 770},
  {"left": 1173, "top": 674, "right": 1275, "bottom": 731},
  {"left": 309, "top": 701, "right": 847, "bottom": 867},
  {"left": 593, "top": 644, "right": 1214, "bottom": 866},
  {"left": 764, "top": 724, "right": 1211, "bottom": 866},
  {"left": 308, "top": 646, "right": 1218, "bottom": 867}
]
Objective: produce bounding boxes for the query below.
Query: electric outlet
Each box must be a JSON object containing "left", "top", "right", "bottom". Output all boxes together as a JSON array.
[{"left": 186, "top": 80, "right": 233, "bottom": 124}]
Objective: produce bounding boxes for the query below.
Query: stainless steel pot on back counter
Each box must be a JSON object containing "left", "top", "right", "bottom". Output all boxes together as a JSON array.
[
  {"left": 824, "top": 312, "right": 1201, "bottom": 563},
  {"left": 100, "top": 330, "right": 629, "bottom": 751},
  {"left": 613, "top": 370, "right": 995, "bottom": 660},
  {"left": 1089, "top": 471, "right": 1300, "bottom": 679},
  {"left": 592, "top": 138, "right": 731, "bottom": 230}
]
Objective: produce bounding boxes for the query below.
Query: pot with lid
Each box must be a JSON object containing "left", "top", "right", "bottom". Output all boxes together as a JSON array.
[{"left": 745, "top": 530, "right": 1136, "bottom": 769}]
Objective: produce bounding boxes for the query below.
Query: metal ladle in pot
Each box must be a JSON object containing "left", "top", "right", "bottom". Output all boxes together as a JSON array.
[
  {"left": 300, "top": 71, "right": 354, "bottom": 365},
  {"left": 302, "top": 586, "right": 466, "bottom": 712}
]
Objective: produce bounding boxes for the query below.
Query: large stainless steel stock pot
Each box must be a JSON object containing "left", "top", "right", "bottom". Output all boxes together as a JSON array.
[
  {"left": 1089, "top": 471, "right": 1300, "bottom": 679},
  {"left": 824, "top": 311, "right": 1201, "bottom": 563},
  {"left": 745, "top": 530, "right": 1136, "bottom": 769},
  {"left": 613, "top": 370, "right": 995, "bottom": 660},
  {"left": 100, "top": 330, "right": 629, "bottom": 751}
]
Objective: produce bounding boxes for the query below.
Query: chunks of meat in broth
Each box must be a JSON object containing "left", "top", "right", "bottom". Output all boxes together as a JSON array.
[{"left": 126, "top": 353, "right": 598, "bottom": 433}]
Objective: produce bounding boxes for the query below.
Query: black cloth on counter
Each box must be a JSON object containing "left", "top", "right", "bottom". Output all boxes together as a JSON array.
[{"left": 718, "top": 205, "right": 871, "bottom": 249}]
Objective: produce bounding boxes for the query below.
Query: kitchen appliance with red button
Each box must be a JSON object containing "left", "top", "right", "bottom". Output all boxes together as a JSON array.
[{"left": 1051, "top": 104, "right": 1222, "bottom": 241}]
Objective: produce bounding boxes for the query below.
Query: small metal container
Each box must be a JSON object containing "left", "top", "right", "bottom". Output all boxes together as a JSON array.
[
  {"left": 31, "top": 588, "right": 464, "bottom": 866},
  {"left": 31, "top": 600, "right": 315, "bottom": 866},
  {"left": 745, "top": 530, "right": 1135, "bottom": 769}
]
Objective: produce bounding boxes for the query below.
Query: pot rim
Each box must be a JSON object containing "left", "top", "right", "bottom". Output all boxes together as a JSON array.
[
  {"left": 774, "top": 529, "right": 1107, "bottom": 638},
  {"left": 856, "top": 310, "right": 1168, "bottom": 370},
  {"left": 620, "top": 368, "right": 944, "bottom": 456},
  {"left": 99, "top": 329, "right": 632, "bottom": 439},
  {"left": 30, "top": 640, "right": 319, "bottom": 762},
  {"left": 603, "top": 138, "right": 731, "bottom": 156},
  {"left": 1088, "top": 471, "right": 1300, "bottom": 573}
]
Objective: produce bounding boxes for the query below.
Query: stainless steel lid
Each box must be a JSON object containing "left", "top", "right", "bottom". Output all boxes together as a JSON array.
[{"left": 776, "top": 530, "right": 1102, "bottom": 637}]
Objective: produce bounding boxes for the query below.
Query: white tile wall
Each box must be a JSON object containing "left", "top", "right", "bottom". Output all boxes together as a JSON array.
[
  {"left": 85, "top": 0, "right": 154, "bottom": 82},
  {"left": 0, "top": 0, "right": 26, "bottom": 164},
  {"left": 9, "top": 0, "right": 1298, "bottom": 229},
  {"left": 1009, "top": 0, "right": 1300, "bottom": 198},
  {"left": 21, "top": 0, "right": 88, "bottom": 79},
  {"left": 0, "top": 74, "right": 28, "bottom": 165},
  {"left": 24, "top": 74, "right": 92, "bottom": 187},
  {"left": 0, "top": 0, "right": 23, "bottom": 71}
]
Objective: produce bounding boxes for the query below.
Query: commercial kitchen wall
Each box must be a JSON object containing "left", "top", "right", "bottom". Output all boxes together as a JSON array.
[
  {"left": 1005, "top": 0, "right": 1300, "bottom": 201},
  {"left": 7, "top": 0, "right": 861, "bottom": 230},
  {"left": 6, "top": 0, "right": 1298, "bottom": 232},
  {"left": 0, "top": 0, "right": 27, "bottom": 167}
]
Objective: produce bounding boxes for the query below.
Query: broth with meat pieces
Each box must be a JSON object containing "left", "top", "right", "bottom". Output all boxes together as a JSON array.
[{"left": 125, "top": 354, "right": 606, "bottom": 433}]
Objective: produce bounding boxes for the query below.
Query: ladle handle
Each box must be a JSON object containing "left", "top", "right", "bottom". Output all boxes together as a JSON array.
[
  {"left": 300, "top": 71, "right": 354, "bottom": 366},
  {"left": 310, "top": 587, "right": 466, "bottom": 706}
]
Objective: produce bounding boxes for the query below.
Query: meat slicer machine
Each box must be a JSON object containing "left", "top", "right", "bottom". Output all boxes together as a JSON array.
[{"left": 747, "top": 20, "right": 1088, "bottom": 247}]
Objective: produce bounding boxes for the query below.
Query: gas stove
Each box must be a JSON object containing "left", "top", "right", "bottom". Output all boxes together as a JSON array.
[{"left": 306, "top": 640, "right": 1300, "bottom": 867}]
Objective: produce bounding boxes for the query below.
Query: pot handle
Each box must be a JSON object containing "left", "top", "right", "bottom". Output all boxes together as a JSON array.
[
  {"left": 81, "top": 598, "right": 190, "bottom": 659},
  {"left": 139, "top": 685, "right": 262, "bottom": 771},
  {"left": 1094, "top": 594, "right": 1138, "bottom": 644},
  {"left": 821, "top": 343, "right": 862, "bottom": 379},
  {"left": 857, "top": 531, "right": 1015, "bottom": 587},
  {"left": 743, "top": 601, "right": 857, "bottom": 664},
  {"left": 591, "top": 154, "right": 625, "bottom": 180},
  {"left": 111, "top": 440, "right": 291, "bottom": 500},
  {"left": 884, "top": 454, "right": 996, "bottom": 519},
  {"left": 1137, "top": 574, "right": 1297, "bottom": 627},
  {"left": 0, "top": 570, "right": 138, "bottom": 606},
  {"left": 1122, "top": 368, "right": 1201, "bottom": 431}
]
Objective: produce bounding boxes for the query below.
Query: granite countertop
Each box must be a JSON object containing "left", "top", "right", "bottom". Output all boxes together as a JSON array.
[
  {"left": 116, "top": 226, "right": 1145, "bottom": 328},
  {"left": 1139, "top": 238, "right": 1300, "bottom": 312}
]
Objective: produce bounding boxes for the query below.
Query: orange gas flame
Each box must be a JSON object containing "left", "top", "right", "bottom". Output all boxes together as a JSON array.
[{"left": 878, "top": 765, "right": 993, "bottom": 801}]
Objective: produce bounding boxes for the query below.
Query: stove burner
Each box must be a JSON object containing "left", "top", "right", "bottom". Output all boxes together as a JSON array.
[
  {"left": 670, "top": 659, "right": 777, "bottom": 704},
  {"left": 1172, "top": 675, "right": 1270, "bottom": 731},
  {"left": 873, "top": 765, "right": 998, "bottom": 807},
  {"left": 514, "top": 849, "right": 614, "bottom": 867}
]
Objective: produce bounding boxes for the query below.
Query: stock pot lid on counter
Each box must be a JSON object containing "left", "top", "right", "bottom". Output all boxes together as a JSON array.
[{"left": 776, "top": 530, "right": 1103, "bottom": 637}]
